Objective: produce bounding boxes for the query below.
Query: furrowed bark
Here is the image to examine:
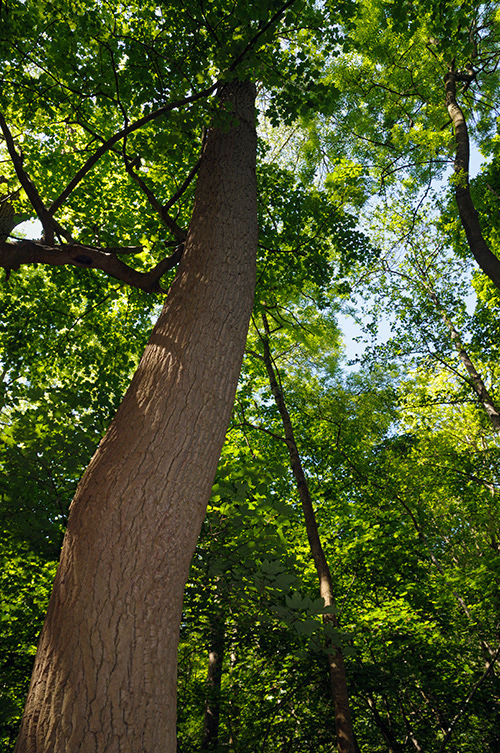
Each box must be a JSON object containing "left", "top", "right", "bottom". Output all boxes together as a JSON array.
[
  {"left": 259, "top": 313, "right": 356, "bottom": 753},
  {"left": 14, "top": 80, "right": 257, "bottom": 753},
  {"left": 444, "top": 70, "right": 500, "bottom": 290}
]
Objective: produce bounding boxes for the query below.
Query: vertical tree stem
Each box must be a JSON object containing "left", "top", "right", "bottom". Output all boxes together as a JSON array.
[{"left": 259, "top": 312, "right": 356, "bottom": 753}]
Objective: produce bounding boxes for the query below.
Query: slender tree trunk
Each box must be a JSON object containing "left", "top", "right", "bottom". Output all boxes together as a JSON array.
[
  {"left": 14, "top": 80, "right": 258, "bottom": 753},
  {"left": 259, "top": 313, "right": 356, "bottom": 753},
  {"left": 365, "top": 694, "right": 404, "bottom": 753},
  {"left": 444, "top": 69, "right": 500, "bottom": 289},
  {"left": 425, "top": 286, "right": 500, "bottom": 430},
  {"left": 200, "top": 609, "right": 225, "bottom": 752}
]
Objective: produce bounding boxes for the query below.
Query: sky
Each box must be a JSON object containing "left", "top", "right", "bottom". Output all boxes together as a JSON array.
[
  {"left": 14, "top": 144, "right": 487, "bottom": 372},
  {"left": 338, "top": 143, "right": 486, "bottom": 368}
]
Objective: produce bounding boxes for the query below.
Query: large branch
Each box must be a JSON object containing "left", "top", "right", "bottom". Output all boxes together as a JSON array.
[
  {"left": 49, "top": 0, "right": 299, "bottom": 216},
  {"left": 5, "top": 4, "right": 298, "bottom": 237},
  {"left": 0, "top": 240, "right": 183, "bottom": 293},
  {"left": 444, "top": 70, "right": 500, "bottom": 289}
]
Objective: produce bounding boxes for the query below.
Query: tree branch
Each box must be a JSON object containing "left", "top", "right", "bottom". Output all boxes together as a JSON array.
[
  {"left": 164, "top": 156, "right": 202, "bottom": 212},
  {"left": 123, "top": 155, "right": 187, "bottom": 242},
  {"left": 0, "top": 240, "right": 183, "bottom": 293},
  {"left": 234, "top": 419, "right": 287, "bottom": 444},
  {"left": 48, "top": 82, "right": 220, "bottom": 215},
  {"left": 0, "top": 113, "right": 72, "bottom": 245},
  {"left": 228, "top": 0, "right": 299, "bottom": 72},
  {"left": 426, "top": 286, "right": 500, "bottom": 430},
  {"left": 438, "top": 639, "right": 500, "bottom": 753}
]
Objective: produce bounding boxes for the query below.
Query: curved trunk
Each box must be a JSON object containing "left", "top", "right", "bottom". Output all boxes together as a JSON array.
[
  {"left": 15, "top": 81, "right": 257, "bottom": 753},
  {"left": 444, "top": 70, "right": 500, "bottom": 290}
]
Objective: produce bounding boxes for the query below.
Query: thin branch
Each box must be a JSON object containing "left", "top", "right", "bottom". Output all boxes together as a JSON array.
[
  {"left": 56, "top": 285, "right": 124, "bottom": 350},
  {"left": 246, "top": 347, "right": 264, "bottom": 360},
  {"left": 0, "top": 113, "right": 72, "bottom": 244},
  {"left": 234, "top": 419, "right": 287, "bottom": 444},
  {"left": 438, "top": 639, "right": 500, "bottom": 753},
  {"left": 228, "top": 0, "right": 299, "bottom": 72},
  {"left": 164, "top": 156, "right": 202, "bottom": 211},
  {"left": 123, "top": 154, "right": 187, "bottom": 242},
  {"left": 108, "top": 44, "right": 129, "bottom": 125},
  {"left": 48, "top": 82, "right": 220, "bottom": 215}
]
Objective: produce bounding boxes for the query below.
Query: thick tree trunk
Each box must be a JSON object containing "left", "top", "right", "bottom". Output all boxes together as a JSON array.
[
  {"left": 444, "top": 70, "right": 500, "bottom": 290},
  {"left": 14, "top": 80, "right": 257, "bottom": 753},
  {"left": 259, "top": 314, "right": 356, "bottom": 753}
]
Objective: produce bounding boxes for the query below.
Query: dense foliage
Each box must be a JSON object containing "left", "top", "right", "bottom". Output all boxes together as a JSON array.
[{"left": 1, "top": 0, "right": 500, "bottom": 750}]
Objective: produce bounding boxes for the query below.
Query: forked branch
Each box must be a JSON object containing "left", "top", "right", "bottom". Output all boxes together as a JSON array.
[{"left": 0, "top": 114, "right": 73, "bottom": 245}]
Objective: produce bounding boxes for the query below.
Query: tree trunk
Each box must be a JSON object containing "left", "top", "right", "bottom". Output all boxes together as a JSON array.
[
  {"left": 14, "top": 80, "right": 257, "bottom": 753},
  {"left": 365, "top": 694, "right": 404, "bottom": 753},
  {"left": 425, "top": 286, "right": 500, "bottom": 430},
  {"left": 259, "top": 313, "right": 356, "bottom": 753},
  {"left": 444, "top": 70, "right": 500, "bottom": 290},
  {"left": 200, "top": 608, "right": 225, "bottom": 752}
]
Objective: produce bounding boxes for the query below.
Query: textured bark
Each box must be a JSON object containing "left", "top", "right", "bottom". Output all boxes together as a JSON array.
[
  {"left": 15, "top": 80, "right": 257, "bottom": 753},
  {"left": 444, "top": 70, "right": 500, "bottom": 290},
  {"left": 259, "top": 314, "right": 356, "bottom": 753}
]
